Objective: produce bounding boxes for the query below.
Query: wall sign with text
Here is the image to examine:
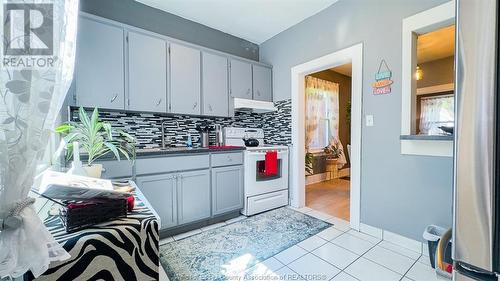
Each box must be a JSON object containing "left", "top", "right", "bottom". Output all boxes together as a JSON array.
[{"left": 373, "top": 59, "right": 393, "bottom": 95}]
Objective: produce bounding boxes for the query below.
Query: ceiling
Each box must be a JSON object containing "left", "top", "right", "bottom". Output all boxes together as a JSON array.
[
  {"left": 135, "top": 0, "right": 339, "bottom": 44},
  {"left": 331, "top": 62, "right": 352, "bottom": 77},
  {"left": 417, "top": 25, "right": 455, "bottom": 64}
]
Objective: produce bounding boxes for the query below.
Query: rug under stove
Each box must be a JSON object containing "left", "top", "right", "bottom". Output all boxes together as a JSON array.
[{"left": 159, "top": 207, "right": 331, "bottom": 281}]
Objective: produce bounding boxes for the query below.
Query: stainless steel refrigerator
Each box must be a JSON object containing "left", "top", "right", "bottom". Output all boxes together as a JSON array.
[{"left": 453, "top": 0, "right": 499, "bottom": 280}]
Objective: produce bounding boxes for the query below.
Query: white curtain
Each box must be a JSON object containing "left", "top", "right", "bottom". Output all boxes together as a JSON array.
[
  {"left": 419, "top": 95, "right": 454, "bottom": 135},
  {"left": 0, "top": 0, "right": 79, "bottom": 278},
  {"left": 305, "top": 76, "right": 347, "bottom": 167}
]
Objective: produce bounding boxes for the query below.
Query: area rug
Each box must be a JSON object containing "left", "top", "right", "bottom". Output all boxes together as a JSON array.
[{"left": 160, "top": 207, "right": 331, "bottom": 281}]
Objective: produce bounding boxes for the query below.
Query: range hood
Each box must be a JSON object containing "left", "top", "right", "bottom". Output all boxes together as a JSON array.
[{"left": 233, "top": 98, "right": 277, "bottom": 113}]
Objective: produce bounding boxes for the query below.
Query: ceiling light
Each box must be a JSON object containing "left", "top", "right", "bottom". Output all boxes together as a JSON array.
[{"left": 415, "top": 65, "right": 423, "bottom": 81}]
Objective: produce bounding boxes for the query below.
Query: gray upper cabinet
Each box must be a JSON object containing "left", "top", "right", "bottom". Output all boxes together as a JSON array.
[
  {"left": 127, "top": 31, "right": 167, "bottom": 112},
  {"left": 177, "top": 169, "right": 211, "bottom": 224},
  {"left": 212, "top": 165, "right": 244, "bottom": 215},
  {"left": 169, "top": 43, "right": 201, "bottom": 115},
  {"left": 137, "top": 173, "right": 177, "bottom": 229},
  {"left": 252, "top": 65, "right": 272, "bottom": 101},
  {"left": 202, "top": 52, "right": 229, "bottom": 117},
  {"left": 230, "top": 59, "right": 253, "bottom": 99},
  {"left": 76, "top": 17, "right": 125, "bottom": 110}
]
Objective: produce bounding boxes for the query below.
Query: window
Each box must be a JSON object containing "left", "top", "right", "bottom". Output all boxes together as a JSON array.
[
  {"left": 401, "top": 1, "right": 455, "bottom": 156},
  {"left": 417, "top": 93, "right": 454, "bottom": 135},
  {"left": 308, "top": 118, "right": 329, "bottom": 150},
  {"left": 305, "top": 76, "right": 339, "bottom": 151}
]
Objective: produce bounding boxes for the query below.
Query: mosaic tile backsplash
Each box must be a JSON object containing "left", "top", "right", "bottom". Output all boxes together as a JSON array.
[{"left": 70, "top": 99, "right": 291, "bottom": 149}]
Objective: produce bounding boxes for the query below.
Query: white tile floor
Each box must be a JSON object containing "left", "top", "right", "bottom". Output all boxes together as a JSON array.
[{"left": 159, "top": 207, "right": 448, "bottom": 281}]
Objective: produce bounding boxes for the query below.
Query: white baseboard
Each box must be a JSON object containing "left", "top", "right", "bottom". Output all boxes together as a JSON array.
[
  {"left": 338, "top": 168, "right": 350, "bottom": 178},
  {"left": 359, "top": 223, "right": 425, "bottom": 255},
  {"left": 359, "top": 223, "right": 383, "bottom": 239},
  {"left": 305, "top": 173, "right": 329, "bottom": 185},
  {"left": 383, "top": 230, "right": 423, "bottom": 253}
]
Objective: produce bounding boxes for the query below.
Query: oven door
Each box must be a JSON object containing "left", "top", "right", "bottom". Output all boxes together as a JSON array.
[{"left": 244, "top": 150, "right": 289, "bottom": 197}]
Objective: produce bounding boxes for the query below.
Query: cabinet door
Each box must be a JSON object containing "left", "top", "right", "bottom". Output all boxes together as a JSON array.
[
  {"left": 230, "top": 59, "right": 252, "bottom": 99},
  {"left": 128, "top": 31, "right": 167, "bottom": 112},
  {"left": 76, "top": 17, "right": 125, "bottom": 110},
  {"left": 136, "top": 174, "right": 177, "bottom": 229},
  {"left": 202, "top": 52, "right": 229, "bottom": 117},
  {"left": 169, "top": 43, "right": 201, "bottom": 115},
  {"left": 177, "top": 170, "right": 210, "bottom": 224},
  {"left": 252, "top": 65, "right": 272, "bottom": 101},
  {"left": 212, "top": 165, "right": 244, "bottom": 215}
]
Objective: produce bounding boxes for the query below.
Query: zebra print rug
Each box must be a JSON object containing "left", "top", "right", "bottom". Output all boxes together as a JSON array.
[{"left": 160, "top": 207, "right": 331, "bottom": 281}]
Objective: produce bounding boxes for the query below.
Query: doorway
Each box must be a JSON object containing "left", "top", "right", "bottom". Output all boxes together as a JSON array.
[
  {"left": 290, "top": 43, "right": 363, "bottom": 230},
  {"left": 304, "top": 63, "right": 352, "bottom": 221}
]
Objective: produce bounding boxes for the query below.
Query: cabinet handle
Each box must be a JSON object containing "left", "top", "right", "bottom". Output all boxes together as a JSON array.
[
  {"left": 192, "top": 102, "right": 198, "bottom": 109},
  {"left": 110, "top": 94, "right": 118, "bottom": 103},
  {"left": 156, "top": 98, "right": 162, "bottom": 106},
  {"left": 208, "top": 104, "right": 213, "bottom": 111},
  {"left": 227, "top": 156, "right": 233, "bottom": 161}
]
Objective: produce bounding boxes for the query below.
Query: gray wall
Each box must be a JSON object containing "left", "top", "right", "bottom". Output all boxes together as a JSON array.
[
  {"left": 417, "top": 56, "right": 455, "bottom": 88},
  {"left": 79, "top": 0, "right": 259, "bottom": 61},
  {"left": 260, "top": 0, "right": 453, "bottom": 240}
]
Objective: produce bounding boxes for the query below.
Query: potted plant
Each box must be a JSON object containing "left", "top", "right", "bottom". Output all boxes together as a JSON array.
[
  {"left": 56, "top": 107, "right": 136, "bottom": 178},
  {"left": 305, "top": 151, "right": 314, "bottom": 176},
  {"left": 324, "top": 140, "right": 343, "bottom": 160}
]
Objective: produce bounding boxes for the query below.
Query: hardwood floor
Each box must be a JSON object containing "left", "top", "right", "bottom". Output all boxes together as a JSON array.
[{"left": 305, "top": 179, "right": 350, "bottom": 221}]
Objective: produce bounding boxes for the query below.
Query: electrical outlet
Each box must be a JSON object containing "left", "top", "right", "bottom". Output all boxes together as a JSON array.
[{"left": 366, "top": 115, "right": 374, "bottom": 127}]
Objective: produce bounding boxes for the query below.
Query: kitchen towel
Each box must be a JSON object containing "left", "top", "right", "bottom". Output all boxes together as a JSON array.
[{"left": 265, "top": 150, "right": 278, "bottom": 176}]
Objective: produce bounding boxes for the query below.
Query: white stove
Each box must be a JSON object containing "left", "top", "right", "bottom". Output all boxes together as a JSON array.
[{"left": 224, "top": 127, "right": 289, "bottom": 216}]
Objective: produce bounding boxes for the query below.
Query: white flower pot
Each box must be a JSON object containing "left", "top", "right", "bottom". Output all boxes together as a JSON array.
[{"left": 83, "top": 164, "right": 103, "bottom": 178}]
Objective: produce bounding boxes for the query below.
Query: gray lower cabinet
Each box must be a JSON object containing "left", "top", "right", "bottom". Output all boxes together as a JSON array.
[
  {"left": 177, "top": 169, "right": 211, "bottom": 224},
  {"left": 230, "top": 59, "right": 253, "bottom": 99},
  {"left": 252, "top": 65, "right": 272, "bottom": 101},
  {"left": 169, "top": 43, "right": 201, "bottom": 115},
  {"left": 202, "top": 52, "right": 229, "bottom": 117},
  {"left": 76, "top": 17, "right": 125, "bottom": 110},
  {"left": 212, "top": 165, "right": 244, "bottom": 215},
  {"left": 136, "top": 173, "right": 177, "bottom": 229},
  {"left": 127, "top": 31, "right": 167, "bottom": 112}
]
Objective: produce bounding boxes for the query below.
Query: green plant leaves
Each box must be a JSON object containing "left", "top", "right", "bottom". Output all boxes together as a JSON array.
[{"left": 56, "top": 107, "right": 136, "bottom": 165}]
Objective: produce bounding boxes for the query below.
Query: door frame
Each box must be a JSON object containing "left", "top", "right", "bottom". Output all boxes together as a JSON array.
[{"left": 289, "top": 43, "right": 363, "bottom": 230}]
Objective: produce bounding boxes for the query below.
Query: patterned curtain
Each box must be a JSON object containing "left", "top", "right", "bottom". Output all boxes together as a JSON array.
[
  {"left": 0, "top": 0, "right": 79, "bottom": 278},
  {"left": 419, "top": 95, "right": 454, "bottom": 135},
  {"left": 305, "top": 76, "right": 347, "bottom": 166}
]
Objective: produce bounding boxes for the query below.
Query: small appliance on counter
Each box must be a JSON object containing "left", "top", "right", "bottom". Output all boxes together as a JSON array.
[
  {"left": 224, "top": 127, "right": 289, "bottom": 216},
  {"left": 196, "top": 122, "right": 210, "bottom": 148},
  {"left": 214, "top": 124, "right": 224, "bottom": 147}
]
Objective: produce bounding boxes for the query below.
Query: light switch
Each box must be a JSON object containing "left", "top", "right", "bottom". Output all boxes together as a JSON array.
[{"left": 366, "top": 115, "right": 374, "bottom": 127}]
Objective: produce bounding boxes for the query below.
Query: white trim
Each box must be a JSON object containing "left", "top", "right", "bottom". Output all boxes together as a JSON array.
[
  {"left": 400, "top": 1, "right": 455, "bottom": 156},
  {"left": 290, "top": 43, "right": 363, "bottom": 231},
  {"left": 383, "top": 230, "right": 423, "bottom": 254},
  {"left": 359, "top": 223, "right": 383, "bottom": 239},
  {"left": 416, "top": 83, "right": 454, "bottom": 95},
  {"left": 305, "top": 173, "right": 329, "bottom": 185},
  {"left": 357, "top": 221, "right": 428, "bottom": 255},
  {"left": 401, "top": 139, "right": 453, "bottom": 157}
]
